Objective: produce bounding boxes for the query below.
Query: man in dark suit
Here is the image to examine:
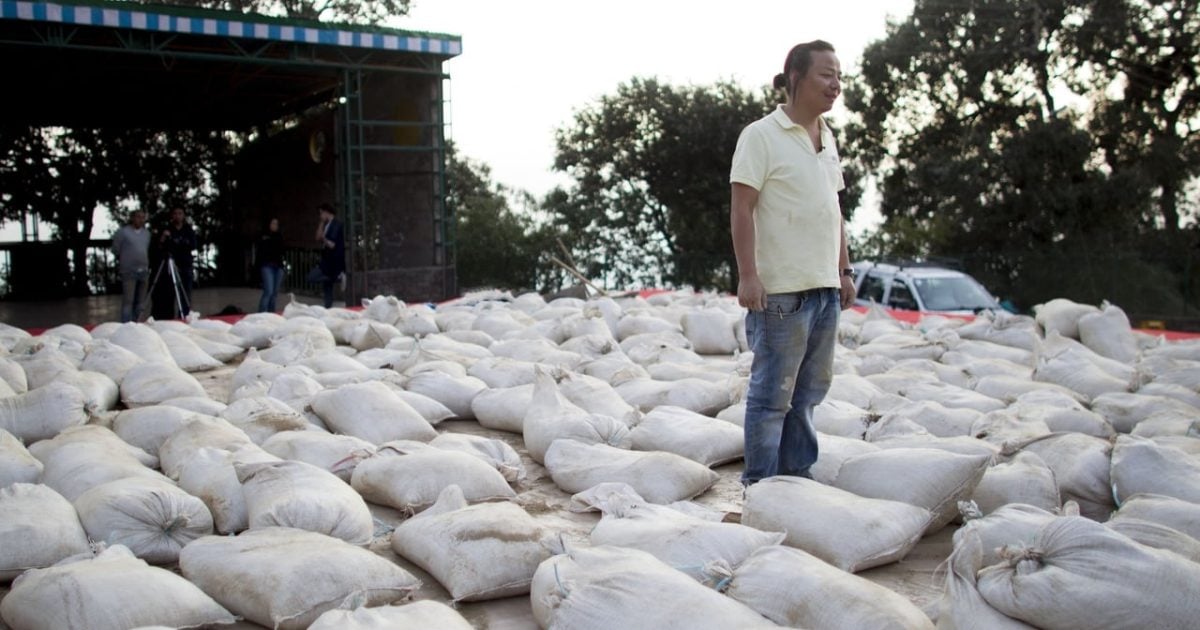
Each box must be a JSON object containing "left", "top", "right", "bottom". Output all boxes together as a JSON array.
[{"left": 307, "top": 202, "right": 345, "bottom": 308}]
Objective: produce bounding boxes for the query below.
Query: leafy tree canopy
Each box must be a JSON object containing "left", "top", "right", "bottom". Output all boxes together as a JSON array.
[
  {"left": 0, "top": 127, "right": 227, "bottom": 293},
  {"left": 148, "top": 0, "right": 411, "bottom": 23},
  {"left": 845, "top": 0, "right": 1199, "bottom": 312},
  {"left": 447, "top": 144, "right": 564, "bottom": 293},
  {"left": 549, "top": 77, "right": 864, "bottom": 293}
]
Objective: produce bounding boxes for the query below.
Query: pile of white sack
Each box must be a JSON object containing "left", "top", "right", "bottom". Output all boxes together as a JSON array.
[{"left": 1, "top": 291, "right": 1199, "bottom": 629}]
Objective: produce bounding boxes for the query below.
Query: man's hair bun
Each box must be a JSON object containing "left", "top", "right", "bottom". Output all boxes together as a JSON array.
[{"left": 773, "top": 73, "right": 787, "bottom": 90}]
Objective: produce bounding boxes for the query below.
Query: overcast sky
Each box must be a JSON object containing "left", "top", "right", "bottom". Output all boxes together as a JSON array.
[{"left": 397, "top": 0, "right": 916, "bottom": 233}]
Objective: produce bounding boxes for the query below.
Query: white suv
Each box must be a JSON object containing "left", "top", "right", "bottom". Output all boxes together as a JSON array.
[{"left": 852, "top": 262, "right": 1000, "bottom": 315}]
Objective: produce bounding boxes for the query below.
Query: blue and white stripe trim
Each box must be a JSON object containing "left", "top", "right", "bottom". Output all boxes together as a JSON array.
[{"left": 0, "top": 0, "right": 462, "bottom": 55}]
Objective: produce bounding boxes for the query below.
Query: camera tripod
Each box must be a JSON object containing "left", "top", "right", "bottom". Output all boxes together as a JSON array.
[{"left": 147, "top": 254, "right": 191, "bottom": 319}]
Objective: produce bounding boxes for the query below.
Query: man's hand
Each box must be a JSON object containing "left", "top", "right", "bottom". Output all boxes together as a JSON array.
[
  {"left": 738, "top": 275, "right": 767, "bottom": 311},
  {"left": 839, "top": 275, "right": 856, "bottom": 310}
]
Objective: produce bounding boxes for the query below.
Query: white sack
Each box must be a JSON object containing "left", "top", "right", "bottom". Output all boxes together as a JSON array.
[
  {"left": 109, "top": 322, "right": 174, "bottom": 365},
  {"left": 175, "top": 445, "right": 280, "bottom": 534},
  {"left": 0, "top": 545, "right": 236, "bottom": 630},
  {"left": 120, "top": 361, "right": 206, "bottom": 407},
  {"left": 1091, "top": 391, "right": 1199, "bottom": 433},
  {"left": 544, "top": 439, "right": 718, "bottom": 504},
  {"left": 79, "top": 339, "right": 143, "bottom": 385},
  {"left": 391, "top": 485, "right": 558, "bottom": 601},
  {"left": 236, "top": 459, "right": 374, "bottom": 544},
  {"left": 261, "top": 430, "right": 376, "bottom": 482},
  {"left": 159, "top": 330, "right": 224, "bottom": 372},
  {"left": 0, "top": 428, "right": 41, "bottom": 487},
  {"left": 309, "top": 381, "right": 437, "bottom": 444},
  {"left": 524, "top": 369, "right": 631, "bottom": 464},
  {"left": 219, "top": 396, "right": 313, "bottom": 444},
  {"left": 588, "top": 487, "right": 783, "bottom": 583},
  {"left": 977, "top": 516, "right": 1200, "bottom": 630},
  {"left": 403, "top": 370, "right": 488, "bottom": 419},
  {"left": 529, "top": 545, "right": 777, "bottom": 630},
  {"left": 557, "top": 371, "right": 640, "bottom": 423},
  {"left": 1110, "top": 493, "right": 1200, "bottom": 541},
  {"left": 1110, "top": 435, "right": 1200, "bottom": 504},
  {"left": 74, "top": 476, "right": 214, "bottom": 564},
  {"left": 681, "top": 309, "right": 739, "bottom": 355},
  {"left": 936, "top": 529, "right": 1038, "bottom": 630},
  {"left": 1015, "top": 432, "right": 1115, "bottom": 521},
  {"left": 811, "top": 432, "right": 881, "bottom": 484},
  {"left": 309, "top": 601, "right": 474, "bottom": 630},
  {"left": 430, "top": 432, "right": 525, "bottom": 483},
  {"left": 179, "top": 527, "right": 421, "bottom": 630},
  {"left": 351, "top": 441, "right": 516, "bottom": 512},
  {"left": 953, "top": 502, "right": 1072, "bottom": 567},
  {"left": 1105, "top": 517, "right": 1200, "bottom": 562},
  {"left": 970, "top": 451, "right": 1061, "bottom": 514},
  {"left": 1034, "top": 298, "right": 1099, "bottom": 339},
  {"left": 112, "top": 405, "right": 207, "bottom": 456},
  {"left": 1077, "top": 301, "right": 1139, "bottom": 363},
  {"left": 725, "top": 544, "right": 935, "bottom": 630},
  {"left": 472, "top": 384, "right": 534, "bottom": 433},
  {"left": 878, "top": 400, "right": 980, "bottom": 437},
  {"left": 0, "top": 483, "right": 90, "bottom": 582},
  {"left": 629, "top": 405, "right": 743, "bottom": 466},
  {"left": 742, "top": 476, "right": 932, "bottom": 572},
  {"left": 831, "top": 447, "right": 991, "bottom": 532},
  {"left": 157, "top": 416, "right": 256, "bottom": 479},
  {"left": 0, "top": 382, "right": 91, "bottom": 443},
  {"left": 36, "top": 437, "right": 166, "bottom": 502}
]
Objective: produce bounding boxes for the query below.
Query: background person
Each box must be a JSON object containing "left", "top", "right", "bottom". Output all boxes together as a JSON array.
[
  {"left": 257, "top": 218, "right": 285, "bottom": 313},
  {"left": 729, "top": 40, "right": 856, "bottom": 486},
  {"left": 152, "top": 206, "right": 199, "bottom": 318},
  {"left": 306, "top": 203, "right": 344, "bottom": 308},
  {"left": 112, "top": 210, "right": 150, "bottom": 322}
]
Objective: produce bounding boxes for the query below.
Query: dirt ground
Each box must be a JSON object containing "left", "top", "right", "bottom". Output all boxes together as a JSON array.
[{"left": 1, "top": 361, "right": 954, "bottom": 630}]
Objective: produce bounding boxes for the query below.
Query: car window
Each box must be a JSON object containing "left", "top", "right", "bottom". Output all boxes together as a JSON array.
[
  {"left": 857, "top": 273, "right": 886, "bottom": 303},
  {"left": 912, "top": 277, "right": 996, "bottom": 311},
  {"left": 887, "top": 282, "right": 919, "bottom": 310}
]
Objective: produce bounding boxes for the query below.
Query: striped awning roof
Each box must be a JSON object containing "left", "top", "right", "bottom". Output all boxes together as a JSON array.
[{"left": 0, "top": 0, "right": 462, "bottom": 56}]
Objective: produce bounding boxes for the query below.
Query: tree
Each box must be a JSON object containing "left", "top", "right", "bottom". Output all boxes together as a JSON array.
[
  {"left": 152, "top": 0, "right": 411, "bottom": 23},
  {"left": 446, "top": 144, "right": 561, "bottom": 293},
  {"left": 0, "top": 127, "right": 229, "bottom": 295},
  {"left": 0, "top": 128, "right": 126, "bottom": 294},
  {"left": 845, "top": 0, "right": 1199, "bottom": 312},
  {"left": 550, "top": 77, "right": 864, "bottom": 293}
]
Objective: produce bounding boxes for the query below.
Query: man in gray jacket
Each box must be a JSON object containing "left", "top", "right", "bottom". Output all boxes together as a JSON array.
[{"left": 112, "top": 210, "right": 150, "bottom": 322}]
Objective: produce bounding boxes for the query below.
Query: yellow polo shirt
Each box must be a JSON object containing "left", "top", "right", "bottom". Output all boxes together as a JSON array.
[{"left": 730, "top": 106, "right": 845, "bottom": 294}]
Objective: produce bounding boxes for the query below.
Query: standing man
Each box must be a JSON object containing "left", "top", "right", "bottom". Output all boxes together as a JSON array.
[
  {"left": 112, "top": 210, "right": 150, "bottom": 322},
  {"left": 156, "top": 206, "right": 198, "bottom": 317},
  {"left": 729, "top": 40, "right": 856, "bottom": 485},
  {"left": 307, "top": 203, "right": 344, "bottom": 308}
]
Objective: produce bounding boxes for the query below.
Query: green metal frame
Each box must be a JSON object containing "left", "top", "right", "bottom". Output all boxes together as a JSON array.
[{"left": 335, "top": 67, "right": 451, "bottom": 300}]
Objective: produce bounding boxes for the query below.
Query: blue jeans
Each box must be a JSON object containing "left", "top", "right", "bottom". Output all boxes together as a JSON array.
[
  {"left": 742, "top": 288, "right": 840, "bottom": 485},
  {"left": 258, "top": 265, "right": 285, "bottom": 313}
]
